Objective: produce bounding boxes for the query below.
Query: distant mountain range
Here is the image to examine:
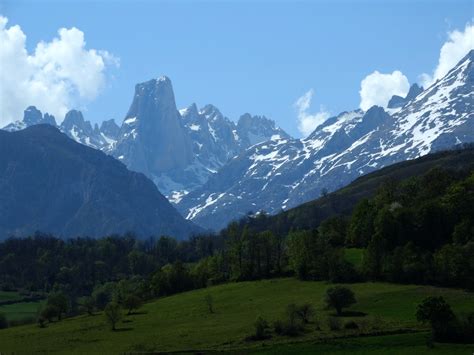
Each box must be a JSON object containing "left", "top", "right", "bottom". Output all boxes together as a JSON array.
[
  {"left": 3, "top": 77, "right": 289, "bottom": 203},
  {"left": 0, "top": 125, "right": 200, "bottom": 239},
  {"left": 177, "top": 50, "right": 474, "bottom": 229},
  {"left": 2, "top": 50, "right": 473, "bottom": 232}
]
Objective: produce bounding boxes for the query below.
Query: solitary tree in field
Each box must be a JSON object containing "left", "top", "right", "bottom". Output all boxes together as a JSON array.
[
  {"left": 204, "top": 294, "right": 214, "bottom": 314},
  {"left": 416, "top": 296, "right": 455, "bottom": 340},
  {"left": 104, "top": 302, "right": 122, "bottom": 330},
  {"left": 124, "top": 294, "right": 142, "bottom": 315},
  {"left": 324, "top": 286, "right": 356, "bottom": 316}
]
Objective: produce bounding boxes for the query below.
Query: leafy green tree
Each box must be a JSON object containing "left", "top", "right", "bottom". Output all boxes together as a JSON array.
[
  {"left": 348, "top": 199, "right": 376, "bottom": 247},
  {"left": 204, "top": 294, "right": 214, "bottom": 314},
  {"left": 82, "top": 296, "right": 95, "bottom": 315},
  {"left": 123, "top": 294, "right": 142, "bottom": 315},
  {"left": 47, "top": 292, "right": 68, "bottom": 320},
  {"left": 324, "top": 286, "right": 356, "bottom": 316},
  {"left": 416, "top": 296, "right": 456, "bottom": 340},
  {"left": 40, "top": 304, "right": 59, "bottom": 322},
  {"left": 104, "top": 302, "right": 122, "bottom": 331},
  {"left": 416, "top": 296, "right": 455, "bottom": 325}
]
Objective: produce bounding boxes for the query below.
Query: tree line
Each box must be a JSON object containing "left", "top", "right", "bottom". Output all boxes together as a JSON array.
[{"left": 0, "top": 167, "right": 472, "bottom": 326}]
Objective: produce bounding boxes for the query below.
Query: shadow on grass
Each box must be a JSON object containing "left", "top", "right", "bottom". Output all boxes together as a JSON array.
[
  {"left": 337, "top": 311, "right": 368, "bottom": 317},
  {"left": 113, "top": 327, "right": 133, "bottom": 332},
  {"left": 128, "top": 311, "right": 148, "bottom": 316}
]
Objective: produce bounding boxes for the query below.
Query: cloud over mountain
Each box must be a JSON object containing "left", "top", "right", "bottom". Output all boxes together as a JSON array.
[
  {"left": 294, "top": 89, "right": 330, "bottom": 137},
  {"left": 420, "top": 23, "right": 474, "bottom": 87},
  {"left": 359, "top": 70, "right": 410, "bottom": 111},
  {"left": 0, "top": 15, "right": 118, "bottom": 127}
]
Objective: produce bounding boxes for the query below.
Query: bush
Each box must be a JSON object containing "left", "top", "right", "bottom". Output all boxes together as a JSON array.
[
  {"left": 0, "top": 312, "right": 8, "bottom": 329},
  {"left": 415, "top": 297, "right": 474, "bottom": 343},
  {"left": 273, "top": 304, "right": 305, "bottom": 337},
  {"left": 253, "top": 316, "right": 269, "bottom": 340},
  {"left": 296, "top": 303, "right": 314, "bottom": 324},
  {"left": 104, "top": 302, "right": 122, "bottom": 331},
  {"left": 344, "top": 320, "right": 359, "bottom": 329},
  {"left": 324, "top": 286, "right": 356, "bottom": 316},
  {"left": 328, "top": 316, "right": 341, "bottom": 330}
]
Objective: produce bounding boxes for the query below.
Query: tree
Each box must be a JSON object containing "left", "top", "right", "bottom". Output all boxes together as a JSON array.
[
  {"left": 47, "top": 292, "right": 68, "bottom": 320},
  {"left": 82, "top": 296, "right": 95, "bottom": 315},
  {"left": 296, "top": 303, "right": 314, "bottom": 324},
  {"left": 416, "top": 296, "right": 455, "bottom": 327},
  {"left": 324, "top": 286, "right": 356, "bottom": 316},
  {"left": 40, "top": 304, "right": 59, "bottom": 322},
  {"left": 104, "top": 302, "right": 122, "bottom": 331},
  {"left": 123, "top": 294, "right": 142, "bottom": 315},
  {"left": 204, "top": 294, "right": 214, "bottom": 314}
]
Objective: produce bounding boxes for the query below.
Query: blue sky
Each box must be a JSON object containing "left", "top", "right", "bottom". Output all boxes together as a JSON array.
[{"left": 1, "top": 0, "right": 472, "bottom": 137}]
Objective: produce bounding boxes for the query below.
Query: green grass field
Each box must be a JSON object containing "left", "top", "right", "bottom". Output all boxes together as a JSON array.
[
  {"left": 0, "top": 291, "right": 44, "bottom": 322},
  {"left": 0, "top": 278, "right": 472, "bottom": 354},
  {"left": 0, "top": 300, "right": 43, "bottom": 321},
  {"left": 0, "top": 291, "right": 22, "bottom": 302}
]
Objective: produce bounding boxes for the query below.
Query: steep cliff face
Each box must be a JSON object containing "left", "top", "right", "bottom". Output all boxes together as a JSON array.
[{"left": 113, "top": 76, "right": 194, "bottom": 178}]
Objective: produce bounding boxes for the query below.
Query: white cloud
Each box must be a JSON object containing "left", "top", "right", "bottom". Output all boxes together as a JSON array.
[
  {"left": 294, "top": 89, "right": 330, "bottom": 137},
  {"left": 420, "top": 23, "right": 474, "bottom": 87},
  {"left": 359, "top": 70, "right": 409, "bottom": 111},
  {"left": 0, "top": 15, "right": 119, "bottom": 126}
]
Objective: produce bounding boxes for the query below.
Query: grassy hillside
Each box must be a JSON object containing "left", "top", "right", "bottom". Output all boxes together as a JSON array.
[
  {"left": 0, "top": 278, "right": 472, "bottom": 353},
  {"left": 256, "top": 146, "right": 474, "bottom": 234}
]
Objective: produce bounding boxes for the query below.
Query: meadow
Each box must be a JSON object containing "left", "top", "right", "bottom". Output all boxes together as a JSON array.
[{"left": 0, "top": 278, "right": 472, "bottom": 353}]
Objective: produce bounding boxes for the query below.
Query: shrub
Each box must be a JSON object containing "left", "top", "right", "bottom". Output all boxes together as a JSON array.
[
  {"left": 328, "top": 316, "right": 341, "bottom": 331},
  {"left": 253, "top": 316, "right": 269, "bottom": 340},
  {"left": 0, "top": 312, "right": 8, "bottom": 329},
  {"left": 272, "top": 304, "right": 304, "bottom": 337},
  {"left": 296, "top": 303, "right": 314, "bottom": 324},
  {"left": 324, "top": 286, "right": 356, "bottom": 316},
  {"left": 104, "top": 302, "right": 122, "bottom": 331}
]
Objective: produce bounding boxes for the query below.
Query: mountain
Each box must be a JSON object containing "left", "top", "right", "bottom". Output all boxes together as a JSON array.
[
  {"left": 2, "top": 78, "right": 290, "bottom": 203},
  {"left": 3, "top": 106, "right": 120, "bottom": 151},
  {"left": 112, "top": 77, "right": 290, "bottom": 200},
  {"left": 178, "top": 50, "right": 474, "bottom": 230},
  {"left": 387, "top": 83, "right": 423, "bottom": 108},
  {"left": 241, "top": 145, "right": 474, "bottom": 235},
  {"left": 0, "top": 125, "right": 200, "bottom": 239}
]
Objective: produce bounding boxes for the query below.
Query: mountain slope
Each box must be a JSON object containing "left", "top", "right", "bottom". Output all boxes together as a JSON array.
[
  {"left": 0, "top": 125, "right": 200, "bottom": 239},
  {"left": 245, "top": 145, "right": 474, "bottom": 235},
  {"left": 178, "top": 50, "right": 474, "bottom": 230}
]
